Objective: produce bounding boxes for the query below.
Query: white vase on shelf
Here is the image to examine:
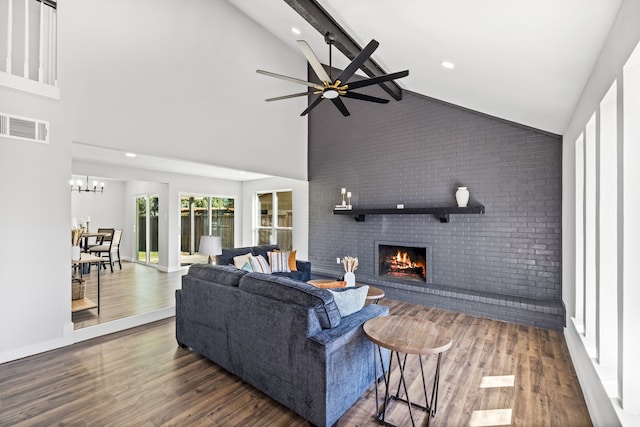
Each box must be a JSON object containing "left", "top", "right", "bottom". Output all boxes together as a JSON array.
[
  {"left": 456, "top": 187, "right": 469, "bottom": 207},
  {"left": 344, "top": 272, "right": 356, "bottom": 287}
]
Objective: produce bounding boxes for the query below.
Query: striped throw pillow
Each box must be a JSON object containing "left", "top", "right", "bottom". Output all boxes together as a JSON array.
[
  {"left": 250, "top": 254, "right": 272, "bottom": 274},
  {"left": 268, "top": 251, "right": 291, "bottom": 273}
]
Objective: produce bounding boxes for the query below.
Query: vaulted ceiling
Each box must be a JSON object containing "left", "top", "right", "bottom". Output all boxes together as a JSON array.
[{"left": 228, "top": 0, "right": 622, "bottom": 135}]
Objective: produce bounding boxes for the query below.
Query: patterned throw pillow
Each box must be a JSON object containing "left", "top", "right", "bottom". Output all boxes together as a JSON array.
[
  {"left": 268, "top": 251, "right": 291, "bottom": 273},
  {"left": 233, "top": 253, "right": 253, "bottom": 269},
  {"left": 274, "top": 249, "right": 298, "bottom": 271},
  {"left": 250, "top": 254, "right": 272, "bottom": 274},
  {"left": 240, "top": 262, "right": 253, "bottom": 272}
]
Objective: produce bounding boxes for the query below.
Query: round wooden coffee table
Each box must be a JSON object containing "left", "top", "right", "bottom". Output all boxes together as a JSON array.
[
  {"left": 363, "top": 315, "right": 452, "bottom": 427},
  {"left": 306, "top": 279, "right": 385, "bottom": 302}
]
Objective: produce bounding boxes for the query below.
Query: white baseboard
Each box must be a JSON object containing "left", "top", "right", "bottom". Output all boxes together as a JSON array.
[
  {"left": 0, "top": 334, "right": 73, "bottom": 364},
  {"left": 565, "top": 320, "right": 622, "bottom": 426},
  {"left": 74, "top": 307, "right": 175, "bottom": 343}
]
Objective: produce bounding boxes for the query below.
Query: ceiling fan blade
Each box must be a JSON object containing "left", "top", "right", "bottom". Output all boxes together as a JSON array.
[
  {"left": 256, "top": 69, "right": 320, "bottom": 89},
  {"left": 342, "top": 92, "right": 389, "bottom": 104},
  {"left": 336, "top": 39, "right": 379, "bottom": 83},
  {"left": 265, "top": 92, "right": 310, "bottom": 102},
  {"left": 346, "top": 70, "right": 409, "bottom": 90},
  {"left": 331, "top": 97, "right": 350, "bottom": 117},
  {"left": 300, "top": 96, "right": 324, "bottom": 116},
  {"left": 297, "top": 40, "right": 331, "bottom": 83}
]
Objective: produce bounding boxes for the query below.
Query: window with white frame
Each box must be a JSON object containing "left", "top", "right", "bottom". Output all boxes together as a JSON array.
[{"left": 255, "top": 191, "right": 293, "bottom": 251}]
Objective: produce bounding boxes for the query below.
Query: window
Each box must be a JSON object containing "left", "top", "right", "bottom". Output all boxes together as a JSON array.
[
  {"left": 180, "top": 195, "right": 235, "bottom": 265},
  {"left": 255, "top": 191, "right": 293, "bottom": 251}
]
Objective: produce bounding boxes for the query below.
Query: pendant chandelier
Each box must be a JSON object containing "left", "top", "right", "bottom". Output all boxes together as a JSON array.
[{"left": 70, "top": 176, "right": 104, "bottom": 194}]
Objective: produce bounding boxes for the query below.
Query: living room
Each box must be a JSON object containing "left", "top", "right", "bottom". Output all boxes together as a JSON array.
[{"left": 1, "top": 0, "right": 640, "bottom": 425}]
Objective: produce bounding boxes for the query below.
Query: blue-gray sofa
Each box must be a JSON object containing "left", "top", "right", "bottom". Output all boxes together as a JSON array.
[
  {"left": 175, "top": 264, "right": 389, "bottom": 427},
  {"left": 216, "top": 244, "right": 311, "bottom": 282}
]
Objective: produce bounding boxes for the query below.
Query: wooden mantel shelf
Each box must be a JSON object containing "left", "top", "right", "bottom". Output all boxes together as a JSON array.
[{"left": 333, "top": 205, "right": 485, "bottom": 223}]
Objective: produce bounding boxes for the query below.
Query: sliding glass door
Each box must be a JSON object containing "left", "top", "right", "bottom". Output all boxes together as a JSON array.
[
  {"left": 136, "top": 194, "right": 159, "bottom": 264},
  {"left": 180, "top": 195, "right": 235, "bottom": 265}
]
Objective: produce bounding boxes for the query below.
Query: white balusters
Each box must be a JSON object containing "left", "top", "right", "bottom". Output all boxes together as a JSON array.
[
  {"left": 23, "top": 0, "right": 29, "bottom": 79},
  {"left": 5, "top": 0, "right": 13, "bottom": 74},
  {"left": 38, "top": 0, "right": 43, "bottom": 82},
  {"left": 2, "top": 0, "right": 57, "bottom": 90}
]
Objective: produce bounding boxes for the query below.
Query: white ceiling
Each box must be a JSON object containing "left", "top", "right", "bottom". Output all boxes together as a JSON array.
[
  {"left": 228, "top": 0, "right": 622, "bottom": 135},
  {"left": 71, "top": 1, "right": 622, "bottom": 180},
  {"left": 71, "top": 143, "right": 272, "bottom": 182}
]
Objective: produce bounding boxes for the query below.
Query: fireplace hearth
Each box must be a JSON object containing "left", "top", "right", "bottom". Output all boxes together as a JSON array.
[{"left": 376, "top": 242, "right": 431, "bottom": 284}]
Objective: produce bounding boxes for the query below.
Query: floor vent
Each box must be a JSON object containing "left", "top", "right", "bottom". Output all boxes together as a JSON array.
[{"left": 0, "top": 112, "right": 49, "bottom": 143}]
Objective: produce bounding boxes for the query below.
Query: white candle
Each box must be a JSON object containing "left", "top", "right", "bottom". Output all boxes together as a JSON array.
[
  {"left": 341, "top": 188, "right": 346, "bottom": 194},
  {"left": 86, "top": 216, "right": 91, "bottom": 222},
  {"left": 346, "top": 192, "right": 352, "bottom": 198}
]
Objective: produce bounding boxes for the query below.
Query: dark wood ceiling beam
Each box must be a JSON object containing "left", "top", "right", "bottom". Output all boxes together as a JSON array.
[
  {"left": 37, "top": 0, "right": 57, "bottom": 9},
  {"left": 284, "top": 0, "right": 403, "bottom": 101}
]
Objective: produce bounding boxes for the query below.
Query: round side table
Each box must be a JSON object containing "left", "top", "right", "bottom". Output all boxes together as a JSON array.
[{"left": 363, "top": 315, "right": 452, "bottom": 427}]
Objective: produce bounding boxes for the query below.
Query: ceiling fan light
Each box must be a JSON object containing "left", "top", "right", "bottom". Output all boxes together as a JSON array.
[{"left": 323, "top": 89, "right": 339, "bottom": 99}]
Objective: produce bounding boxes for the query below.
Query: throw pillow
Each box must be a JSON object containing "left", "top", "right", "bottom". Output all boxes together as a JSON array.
[
  {"left": 268, "top": 251, "right": 291, "bottom": 273},
  {"left": 329, "top": 286, "right": 369, "bottom": 317},
  {"left": 240, "top": 261, "right": 253, "bottom": 272},
  {"left": 250, "top": 254, "right": 272, "bottom": 274},
  {"left": 233, "top": 253, "right": 253, "bottom": 269},
  {"left": 288, "top": 250, "right": 298, "bottom": 271},
  {"left": 274, "top": 249, "right": 298, "bottom": 271}
]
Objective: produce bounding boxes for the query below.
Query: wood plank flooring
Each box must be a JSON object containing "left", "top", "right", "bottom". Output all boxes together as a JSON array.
[
  {"left": 3, "top": 266, "right": 591, "bottom": 426},
  {"left": 72, "top": 261, "right": 186, "bottom": 329}
]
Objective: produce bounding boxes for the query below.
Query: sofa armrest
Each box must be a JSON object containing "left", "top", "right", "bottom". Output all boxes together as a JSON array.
[{"left": 308, "top": 304, "right": 388, "bottom": 345}]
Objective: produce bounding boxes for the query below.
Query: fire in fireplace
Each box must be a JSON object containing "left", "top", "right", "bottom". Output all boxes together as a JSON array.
[{"left": 377, "top": 244, "right": 429, "bottom": 283}]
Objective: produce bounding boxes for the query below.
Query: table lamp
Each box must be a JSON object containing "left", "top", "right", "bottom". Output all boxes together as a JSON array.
[{"left": 199, "top": 235, "right": 222, "bottom": 264}]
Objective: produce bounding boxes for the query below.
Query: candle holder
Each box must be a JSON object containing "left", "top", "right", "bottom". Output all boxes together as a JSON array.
[{"left": 347, "top": 192, "right": 352, "bottom": 209}]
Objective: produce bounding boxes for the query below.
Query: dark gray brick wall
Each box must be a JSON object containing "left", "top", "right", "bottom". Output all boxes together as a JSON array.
[{"left": 307, "top": 84, "right": 563, "bottom": 329}]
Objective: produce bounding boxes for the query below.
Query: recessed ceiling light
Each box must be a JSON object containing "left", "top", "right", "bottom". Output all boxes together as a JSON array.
[
  {"left": 291, "top": 27, "right": 301, "bottom": 35},
  {"left": 125, "top": 152, "right": 136, "bottom": 158},
  {"left": 441, "top": 61, "right": 455, "bottom": 69}
]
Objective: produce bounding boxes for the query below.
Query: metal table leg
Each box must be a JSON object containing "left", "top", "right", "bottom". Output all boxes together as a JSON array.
[{"left": 373, "top": 350, "right": 443, "bottom": 427}]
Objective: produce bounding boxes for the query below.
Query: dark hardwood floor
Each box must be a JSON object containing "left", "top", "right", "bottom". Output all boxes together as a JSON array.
[{"left": 2, "top": 264, "right": 591, "bottom": 426}]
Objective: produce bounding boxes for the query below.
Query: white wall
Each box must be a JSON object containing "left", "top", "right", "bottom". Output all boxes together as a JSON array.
[
  {"left": 59, "top": 0, "right": 308, "bottom": 181},
  {"left": 241, "top": 177, "right": 309, "bottom": 261},
  {"left": 0, "top": 0, "right": 308, "bottom": 363},
  {"left": 0, "top": 87, "right": 73, "bottom": 363},
  {"left": 71, "top": 178, "right": 126, "bottom": 235},
  {"left": 562, "top": 0, "right": 640, "bottom": 425},
  {"left": 73, "top": 160, "right": 244, "bottom": 272}
]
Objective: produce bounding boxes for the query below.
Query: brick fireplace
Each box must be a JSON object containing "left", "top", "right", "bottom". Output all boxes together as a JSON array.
[{"left": 376, "top": 242, "right": 432, "bottom": 284}]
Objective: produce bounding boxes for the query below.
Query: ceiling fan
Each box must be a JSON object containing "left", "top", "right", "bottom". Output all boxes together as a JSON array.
[{"left": 256, "top": 32, "right": 409, "bottom": 117}]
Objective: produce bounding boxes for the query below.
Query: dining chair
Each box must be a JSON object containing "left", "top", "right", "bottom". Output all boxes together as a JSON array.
[
  {"left": 89, "top": 229, "right": 123, "bottom": 272},
  {"left": 83, "top": 228, "right": 113, "bottom": 254}
]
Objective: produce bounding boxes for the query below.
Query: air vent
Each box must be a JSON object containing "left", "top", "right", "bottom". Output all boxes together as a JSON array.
[{"left": 0, "top": 112, "right": 49, "bottom": 144}]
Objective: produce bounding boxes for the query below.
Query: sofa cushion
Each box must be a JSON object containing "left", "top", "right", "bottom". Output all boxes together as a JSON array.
[
  {"left": 239, "top": 272, "right": 341, "bottom": 329},
  {"left": 329, "top": 286, "right": 369, "bottom": 317},
  {"left": 187, "top": 264, "right": 248, "bottom": 287},
  {"left": 271, "top": 270, "right": 307, "bottom": 281}
]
